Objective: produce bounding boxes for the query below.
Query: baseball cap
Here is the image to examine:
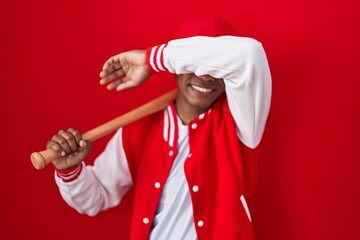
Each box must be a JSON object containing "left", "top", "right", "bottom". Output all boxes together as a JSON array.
[{"left": 177, "top": 13, "right": 237, "bottom": 38}]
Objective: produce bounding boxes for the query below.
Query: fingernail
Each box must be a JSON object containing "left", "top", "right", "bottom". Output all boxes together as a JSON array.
[
  {"left": 80, "top": 140, "right": 87, "bottom": 148},
  {"left": 61, "top": 151, "right": 66, "bottom": 156}
]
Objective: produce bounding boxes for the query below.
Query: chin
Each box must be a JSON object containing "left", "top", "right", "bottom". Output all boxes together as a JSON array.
[{"left": 187, "top": 97, "right": 215, "bottom": 112}]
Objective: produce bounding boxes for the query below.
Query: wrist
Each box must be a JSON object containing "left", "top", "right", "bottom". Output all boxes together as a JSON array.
[
  {"left": 54, "top": 163, "right": 83, "bottom": 182},
  {"left": 146, "top": 44, "right": 168, "bottom": 73}
]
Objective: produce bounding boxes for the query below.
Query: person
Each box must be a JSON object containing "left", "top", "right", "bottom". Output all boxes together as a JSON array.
[{"left": 47, "top": 14, "right": 271, "bottom": 240}]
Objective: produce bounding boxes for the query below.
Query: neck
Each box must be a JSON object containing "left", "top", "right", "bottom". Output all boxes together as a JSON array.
[{"left": 175, "top": 96, "right": 207, "bottom": 125}]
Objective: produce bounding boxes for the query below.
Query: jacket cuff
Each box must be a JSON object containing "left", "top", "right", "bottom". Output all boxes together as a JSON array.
[
  {"left": 55, "top": 163, "right": 83, "bottom": 183},
  {"left": 146, "top": 44, "right": 167, "bottom": 73}
]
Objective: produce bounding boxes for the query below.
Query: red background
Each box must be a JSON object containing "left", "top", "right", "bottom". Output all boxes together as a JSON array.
[{"left": 1, "top": 0, "right": 359, "bottom": 239}]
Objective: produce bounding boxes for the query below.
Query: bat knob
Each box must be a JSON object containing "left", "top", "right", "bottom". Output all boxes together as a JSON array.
[{"left": 31, "top": 152, "right": 46, "bottom": 170}]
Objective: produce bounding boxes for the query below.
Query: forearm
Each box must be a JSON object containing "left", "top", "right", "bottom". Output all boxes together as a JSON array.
[
  {"left": 54, "top": 129, "right": 133, "bottom": 216},
  {"left": 148, "top": 36, "right": 263, "bottom": 78},
  {"left": 55, "top": 163, "right": 111, "bottom": 216}
]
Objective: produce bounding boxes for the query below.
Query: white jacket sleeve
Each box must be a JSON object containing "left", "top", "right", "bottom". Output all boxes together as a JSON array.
[
  {"left": 54, "top": 128, "right": 133, "bottom": 216},
  {"left": 149, "top": 36, "right": 272, "bottom": 148}
]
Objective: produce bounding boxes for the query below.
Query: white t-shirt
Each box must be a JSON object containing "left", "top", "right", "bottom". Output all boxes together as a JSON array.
[{"left": 150, "top": 116, "right": 196, "bottom": 240}]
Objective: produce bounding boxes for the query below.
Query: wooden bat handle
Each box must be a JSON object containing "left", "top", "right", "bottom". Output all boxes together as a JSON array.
[{"left": 31, "top": 89, "right": 177, "bottom": 170}]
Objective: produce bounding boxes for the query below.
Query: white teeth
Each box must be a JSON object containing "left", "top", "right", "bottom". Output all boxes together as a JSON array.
[{"left": 192, "top": 85, "right": 212, "bottom": 93}]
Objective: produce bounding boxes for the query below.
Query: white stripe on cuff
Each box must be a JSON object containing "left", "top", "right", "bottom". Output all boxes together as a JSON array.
[{"left": 149, "top": 46, "right": 160, "bottom": 72}]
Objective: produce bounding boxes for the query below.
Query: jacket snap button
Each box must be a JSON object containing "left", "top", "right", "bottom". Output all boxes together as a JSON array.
[
  {"left": 143, "top": 218, "right": 149, "bottom": 224},
  {"left": 191, "top": 123, "right": 197, "bottom": 129},
  {"left": 197, "top": 220, "right": 204, "bottom": 227}
]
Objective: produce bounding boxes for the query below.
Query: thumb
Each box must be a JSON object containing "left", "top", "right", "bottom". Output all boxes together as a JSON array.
[
  {"left": 116, "top": 80, "right": 140, "bottom": 91},
  {"left": 79, "top": 140, "right": 92, "bottom": 156}
]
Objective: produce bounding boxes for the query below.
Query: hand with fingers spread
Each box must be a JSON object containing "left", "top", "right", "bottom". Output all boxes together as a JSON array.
[
  {"left": 99, "top": 50, "right": 151, "bottom": 91},
  {"left": 47, "top": 128, "right": 92, "bottom": 170}
]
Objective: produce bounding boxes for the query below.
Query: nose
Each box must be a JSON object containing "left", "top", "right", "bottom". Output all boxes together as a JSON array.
[{"left": 198, "top": 75, "right": 217, "bottom": 82}]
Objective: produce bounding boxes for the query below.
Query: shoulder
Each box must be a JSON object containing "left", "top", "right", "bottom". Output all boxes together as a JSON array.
[{"left": 122, "top": 107, "right": 166, "bottom": 144}]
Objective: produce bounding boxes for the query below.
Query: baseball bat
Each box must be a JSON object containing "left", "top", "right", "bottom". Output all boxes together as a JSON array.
[{"left": 30, "top": 89, "right": 177, "bottom": 170}]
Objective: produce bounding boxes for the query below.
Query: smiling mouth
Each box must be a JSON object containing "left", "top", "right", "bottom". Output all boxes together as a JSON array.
[{"left": 191, "top": 84, "right": 213, "bottom": 93}]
